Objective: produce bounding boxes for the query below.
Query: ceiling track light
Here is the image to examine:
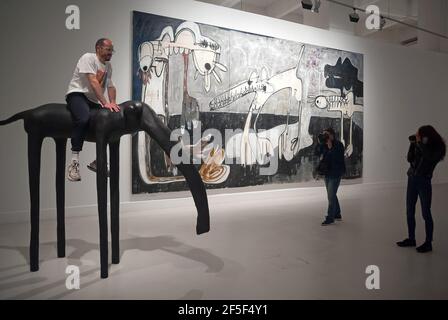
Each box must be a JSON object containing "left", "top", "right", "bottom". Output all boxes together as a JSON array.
[
  {"left": 301, "top": 0, "right": 321, "bottom": 13},
  {"left": 301, "top": 0, "right": 313, "bottom": 11},
  {"left": 349, "top": 8, "right": 360, "bottom": 23},
  {"left": 312, "top": 0, "right": 321, "bottom": 13},
  {"left": 326, "top": 0, "right": 448, "bottom": 39},
  {"left": 380, "top": 16, "right": 386, "bottom": 30}
]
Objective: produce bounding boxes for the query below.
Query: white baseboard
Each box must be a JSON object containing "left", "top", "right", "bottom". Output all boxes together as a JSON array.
[{"left": 0, "top": 179, "right": 446, "bottom": 225}]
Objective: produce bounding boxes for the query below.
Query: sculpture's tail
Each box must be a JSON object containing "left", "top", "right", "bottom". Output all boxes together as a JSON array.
[
  {"left": 140, "top": 105, "right": 210, "bottom": 234},
  {"left": 0, "top": 110, "right": 28, "bottom": 126}
]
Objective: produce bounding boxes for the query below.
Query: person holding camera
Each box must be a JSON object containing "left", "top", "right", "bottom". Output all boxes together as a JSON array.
[
  {"left": 315, "top": 127, "right": 346, "bottom": 226},
  {"left": 397, "top": 125, "right": 446, "bottom": 253}
]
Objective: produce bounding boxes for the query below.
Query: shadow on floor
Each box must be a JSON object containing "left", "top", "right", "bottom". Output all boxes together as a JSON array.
[{"left": 0, "top": 235, "right": 224, "bottom": 299}]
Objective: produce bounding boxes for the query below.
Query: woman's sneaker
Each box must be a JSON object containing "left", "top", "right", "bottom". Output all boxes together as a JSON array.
[
  {"left": 321, "top": 218, "right": 335, "bottom": 226},
  {"left": 67, "top": 160, "right": 81, "bottom": 182},
  {"left": 396, "top": 238, "right": 416, "bottom": 247},
  {"left": 416, "top": 242, "right": 432, "bottom": 253}
]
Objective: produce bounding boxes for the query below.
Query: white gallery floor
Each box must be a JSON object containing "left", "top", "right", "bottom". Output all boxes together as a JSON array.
[{"left": 0, "top": 182, "right": 447, "bottom": 300}]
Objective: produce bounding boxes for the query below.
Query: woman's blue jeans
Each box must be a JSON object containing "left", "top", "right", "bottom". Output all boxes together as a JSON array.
[
  {"left": 325, "top": 175, "right": 342, "bottom": 221},
  {"left": 406, "top": 175, "right": 433, "bottom": 242}
]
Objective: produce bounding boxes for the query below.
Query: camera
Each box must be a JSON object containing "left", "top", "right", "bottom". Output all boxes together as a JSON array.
[
  {"left": 349, "top": 11, "right": 360, "bottom": 23},
  {"left": 318, "top": 132, "right": 330, "bottom": 144},
  {"left": 409, "top": 135, "right": 417, "bottom": 143}
]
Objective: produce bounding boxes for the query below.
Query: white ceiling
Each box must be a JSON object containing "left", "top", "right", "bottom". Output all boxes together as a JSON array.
[
  {"left": 196, "top": 0, "right": 425, "bottom": 47},
  {"left": 198, "top": 0, "right": 418, "bottom": 19}
]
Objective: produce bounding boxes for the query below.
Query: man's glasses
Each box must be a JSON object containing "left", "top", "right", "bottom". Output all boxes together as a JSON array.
[{"left": 101, "top": 46, "right": 115, "bottom": 53}]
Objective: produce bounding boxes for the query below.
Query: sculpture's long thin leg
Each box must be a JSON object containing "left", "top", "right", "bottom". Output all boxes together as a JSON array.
[
  {"left": 28, "top": 134, "right": 44, "bottom": 272},
  {"left": 141, "top": 106, "right": 210, "bottom": 234},
  {"left": 54, "top": 138, "right": 67, "bottom": 258},
  {"left": 109, "top": 140, "right": 120, "bottom": 264},
  {"left": 96, "top": 138, "right": 109, "bottom": 278}
]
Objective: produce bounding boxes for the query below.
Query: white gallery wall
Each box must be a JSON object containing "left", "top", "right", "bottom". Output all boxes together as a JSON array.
[{"left": 0, "top": 0, "right": 447, "bottom": 220}]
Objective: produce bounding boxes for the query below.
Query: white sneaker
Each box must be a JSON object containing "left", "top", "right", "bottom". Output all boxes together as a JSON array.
[{"left": 67, "top": 160, "right": 81, "bottom": 182}]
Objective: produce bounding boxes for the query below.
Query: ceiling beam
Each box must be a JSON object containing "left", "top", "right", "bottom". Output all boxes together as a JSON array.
[
  {"left": 218, "top": 0, "right": 242, "bottom": 7},
  {"left": 354, "top": 0, "right": 381, "bottom": 8},
  {"left": 265, "top": 0, "right": 302, "bottom": 19},
  {"left": 354, "top": 0, "right": 417, "bottom": 17},
  {"left": 330, "top": 0, "right": 447, "bottom": 39}
]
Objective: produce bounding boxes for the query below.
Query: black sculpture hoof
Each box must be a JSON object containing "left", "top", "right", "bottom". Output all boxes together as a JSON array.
[
  {"left": 30, "top": 265, "right": 39, "bottom": 272},
  {"left": 196, "top": 223, "right": 210, "bottom": 235}
]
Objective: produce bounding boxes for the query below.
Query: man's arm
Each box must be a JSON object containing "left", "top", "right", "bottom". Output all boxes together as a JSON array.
[
  {"left": 106, "top": 64, "right": 118, "bottom": 108},
  {"left": 86, "top": 74, "right": 119, "bottom": 112},
  {"left": 108, "top": 86, "right": 117, "bottom": 104}
]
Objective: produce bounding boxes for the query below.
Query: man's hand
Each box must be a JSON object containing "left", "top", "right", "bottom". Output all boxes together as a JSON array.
[
  {"left": 416, "top": 131, "right": 421, "bottom": 143},
  {"left": 85, "top": 74, "right": 119, "bottom": 112},
  {"left": 103, "top": 102, "right": 120, "bottom": 112}
]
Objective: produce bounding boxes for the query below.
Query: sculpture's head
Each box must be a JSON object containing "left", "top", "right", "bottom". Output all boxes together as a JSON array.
[
  {"left": 122, "top": 101, "right": 144, "bottom": 130},
  {"left": 128, "top": 100, "right": 210, "bottom": 235}
]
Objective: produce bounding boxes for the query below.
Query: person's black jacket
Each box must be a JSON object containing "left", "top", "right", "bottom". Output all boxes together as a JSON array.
[
  {"left": 315, "top": 140, "right": 346, "bottom": 177},
  {"left": 407, "top": 142, "right": 443, "bottom": 178}
]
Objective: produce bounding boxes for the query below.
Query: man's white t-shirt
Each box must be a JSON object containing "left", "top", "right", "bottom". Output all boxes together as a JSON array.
[{"left": 66, "top": 53, "right": 115, "bottom": 104}]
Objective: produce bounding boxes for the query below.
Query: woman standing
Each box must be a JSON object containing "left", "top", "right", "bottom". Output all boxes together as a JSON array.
[
  {"left": 315, "top": 127, "right": 346, "bottom": 226},
  {"left": 397, "top": 125, "right": 446, "bottom": 253}
]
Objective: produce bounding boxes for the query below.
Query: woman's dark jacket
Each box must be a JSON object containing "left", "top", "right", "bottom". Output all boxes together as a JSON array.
[
  {"left": 407, "top": 142, "right": 443, "bottom": 178},
  {"left": 315, "top": 140, "right": 346, "bottom": 177}
]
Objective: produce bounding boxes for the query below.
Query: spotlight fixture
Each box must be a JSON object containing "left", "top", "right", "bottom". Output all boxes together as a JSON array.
[
  {"left": 326, "top": 0, "right": 448, "bottom": 40},
  {"left": 380, "top": 15, "right": 386, "bottom": 29},
  {"left": 312, "top": 0, "right": 321, "bottom": 13},
  {"left": 349, "top": 8, "right": 359, "bottom": 23},
  {"left": 301, "top": 0, "right": 313, "bottom": 10}
]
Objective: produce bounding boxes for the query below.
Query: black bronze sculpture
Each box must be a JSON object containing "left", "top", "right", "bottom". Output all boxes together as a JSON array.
[{"left": 0, "top": 101, "right": 210, "bottom": 278}]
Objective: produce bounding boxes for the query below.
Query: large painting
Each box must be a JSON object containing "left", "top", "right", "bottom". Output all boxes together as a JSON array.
[{"left": 132, "top": 11, "right": 364, "bottom": 194}]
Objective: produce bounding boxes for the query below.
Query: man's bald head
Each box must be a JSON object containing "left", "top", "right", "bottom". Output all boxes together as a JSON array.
[
  {"left": 95, "top": 38, "right": 112, "bottom": 50},
  {"left": 95, "top": 38, "right": 114, "bottom": 62}
]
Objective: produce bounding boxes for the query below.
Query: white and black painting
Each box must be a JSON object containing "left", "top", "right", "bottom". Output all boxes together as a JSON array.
[{"left": 132, "top": 11, "right": 363, "bottom": 194}]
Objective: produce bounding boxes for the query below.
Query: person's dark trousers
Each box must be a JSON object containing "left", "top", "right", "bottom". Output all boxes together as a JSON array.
[
  {"left": 66, "top": 92, "right": 102, "bottom": 152},
  {"left": 406, "top": 175, "right": 434, "bottom": 243},
  {"left": 325, "top": 175, "right": 342, "bottom": 221}
]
